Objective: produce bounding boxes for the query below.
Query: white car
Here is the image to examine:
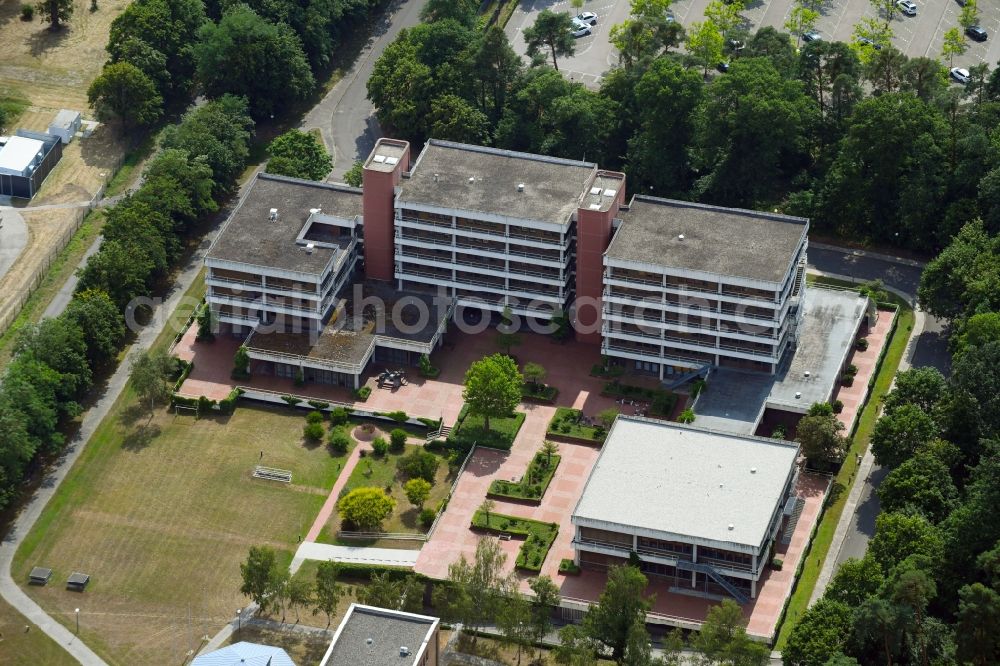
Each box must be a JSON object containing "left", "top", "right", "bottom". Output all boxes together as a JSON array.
[
  {"left": 576, "top": 11, "right": 598, "bottom": 25},
  {"left": 896, "top": 0, "right": 917, "bottom": 15},
  {"left": 570, "top": 18, "right": 592, "bottom": 37},
  {"left": 950, "top": 67, "right": 970, "bottom": 84}
]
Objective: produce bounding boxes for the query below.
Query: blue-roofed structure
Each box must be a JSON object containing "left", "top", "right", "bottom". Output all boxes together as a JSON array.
[{"left": 192, "top": 641, "right": 296, "bottom": 666}]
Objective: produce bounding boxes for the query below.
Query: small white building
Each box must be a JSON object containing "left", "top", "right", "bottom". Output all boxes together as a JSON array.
[{"left": 47, "top": 110, "right": 82, "bottom": 144}]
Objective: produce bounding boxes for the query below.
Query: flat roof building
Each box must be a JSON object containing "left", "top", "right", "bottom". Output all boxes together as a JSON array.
[
  {"left": 572, "top": 416, "right": 800, "bottom": 601},
  {"left": 202, "top": 138, "right": 853, "bottom": 399},
  {"left": 321, "top": 604, "right": 440, "bottom": 666},
  {"left": 0, "top": 131, "right": 63, "bottom": 199}
]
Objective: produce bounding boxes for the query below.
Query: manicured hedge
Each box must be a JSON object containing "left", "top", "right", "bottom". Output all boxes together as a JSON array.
[
  {"left": 546, "top": 407, "right": 605, "bottom": 442},
  {"left": 471, "top": 510, "right": 558, "bottom": 572},
  {"left": 488, "top": 453, "right": 560, "bottom": 503},
  {"left": 451, "top": 404, "right": 525, "bottom": 451},
  {"left": 521, "top": 384, "right": 559, "bottom": 404}
]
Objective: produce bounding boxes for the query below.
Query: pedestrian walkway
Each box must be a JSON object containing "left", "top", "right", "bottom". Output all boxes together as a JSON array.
[
  {"left": 293, "top": 542, "right": 420, "bottom": 568},
  {"left": 305, "top": 442, "right": 367, "bottom": 542}
]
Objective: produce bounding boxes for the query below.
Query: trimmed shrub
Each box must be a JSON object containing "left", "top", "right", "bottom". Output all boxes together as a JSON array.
[
  {"left": 307, "top": 400, "right": 330, "bottom": 410},
  {"left": 281, "top": 395, "right": 303, "bottom": 406},
  {"left": 832, "top": 399, "right": 844, "bottom": 414},
  {"left": 304, "top": 422, "right": 324, "bottom": 441},
  {"left": 306, "top": 410, "right": 324, "bottom": 424},
  {"left": 328, "top": 428, "right": 350, "bottom": 455},
  {"left": 330, "top": 406, "right": 351, "bottom": 426},
  {"left": 559, "top": 558, "right": 581, "bottom": 575},
  {"left": 371, "top": 437, "right": 388, "bottom": 457},
  {"left": 354, "top": 386, "right": 372, "bottom": 401},
  {"left": 419, "top": 508, "right": 436, "bottom": 528},
  {"left": 21, "top": 4, "right": 34, "bottom": 19},
  {"left": 397, "top": 450, "right": 439, "bottom": 483},
  {"left": 856, "top": 338, "right": 870, "bottom": 351},
  {"left": 772, "top": 557, "right": 784, "bottom": 571},
  {"left": 389, "top": 428, "right": 407, "bottom": 453},
  {"left": 385, "top": 410, "right": 408, "bottom": 422}
]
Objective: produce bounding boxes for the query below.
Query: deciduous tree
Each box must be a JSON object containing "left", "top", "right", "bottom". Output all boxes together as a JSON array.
[
  {"left": 404, "top": 478, "right": 432, "bottom": 509},
  {"left": 463, "top": 354, "right": 523, "bottom": 432},
  {"left": 584, "top": 565, "right": 653, "bottom": 661},
  {"left": 129, "top": 349, "right": 174, "bottom": 416},
  {"left": 266, "top": 129, "right": 332, "bottom": 181},
  {"left": 64, "top": 289, "right": 126, "bottom": 368},
  {"left": 35, "top": 0, "right": 72, "bottom": 30},
  {"left": 870, "top": 403, "right": 939, "bottom": 469},
  {"left": 88, "top": 62, "right": 163, "bottom": 131},
  {"left": 782, "top": 598, "right": 853, "bottom": 666},
  {"left": 337, "top": 487, "right": 395, "bottom": 530},
  {"left": 313, "top": 561, "right": 341, "bottom": 626}
]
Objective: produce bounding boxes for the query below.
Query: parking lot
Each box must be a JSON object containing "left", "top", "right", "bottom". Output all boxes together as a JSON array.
[{"left": 504, "top": 0, "right": 1000, "bottom": 84}]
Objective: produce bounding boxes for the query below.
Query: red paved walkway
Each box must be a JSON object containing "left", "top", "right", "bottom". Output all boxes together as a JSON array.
[
  {"left": 305, "top": 442, "right": 367, "bottom": 542},
  {"left": 832, "top": 309, "right": 894, "bottom": 431}
]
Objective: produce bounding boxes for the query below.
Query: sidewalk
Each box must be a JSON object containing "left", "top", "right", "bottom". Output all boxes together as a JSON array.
[
  {"left": 292, "top": 542, "right": 420, "bottom": 571},
  {"left": 305, "top": 443, "right": 367, "bottom": 542}
]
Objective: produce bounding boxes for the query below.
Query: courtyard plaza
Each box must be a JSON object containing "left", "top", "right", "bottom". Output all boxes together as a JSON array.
[{"left": 176, "top": 328, "right": 825, "bottom": 640}]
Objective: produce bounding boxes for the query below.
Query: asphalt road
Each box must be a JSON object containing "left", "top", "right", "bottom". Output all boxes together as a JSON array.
[
  {"left": 0, "top": 208, "right": 27, "bottom": 282},
  {"left": 302, "top": 0, "right": 429, "bottom": 181}
]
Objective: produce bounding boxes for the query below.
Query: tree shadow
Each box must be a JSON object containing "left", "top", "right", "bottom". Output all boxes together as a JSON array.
[
  {"left": 118, "top": 402, "right": 149, "bottom": 428},
  {"left": 27, "top": 23, "right": 71, "bottom": 58},
  {"left": 121, "top": 423, "right": 161, "bottom": 451},
  {"left": 399, "top": 506, "right": 419, "bottom": 529}
]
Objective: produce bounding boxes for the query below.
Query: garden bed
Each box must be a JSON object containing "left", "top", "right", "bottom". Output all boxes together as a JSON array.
[
  {"left": 546, "top": 407, "right": 606, "bottom": 443},
  {"left": 559, "top": 558, "right": 581, "bottom": 576},
  {"left": 450, "top": 404, "right": 526, "bottom": 450},
  {"left": 601, "top": 382, "right": 678, "bottom": 417},
  {"left": 471, "top": 510, "right": 558, "bottom": 572},
  {"left": 487, "top": 452, "right": 560, "bottom": 503},
  {"left": 521, "top": 383, "right": 559, "bottom": 404}
]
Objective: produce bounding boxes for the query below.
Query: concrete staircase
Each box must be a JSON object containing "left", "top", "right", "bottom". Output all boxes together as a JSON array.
[
  {"left": 781, "top": 498, "right": 805, "bottom": 545},
  {"left": 676, "top": 559, "right": 750, "bottom": 605}
]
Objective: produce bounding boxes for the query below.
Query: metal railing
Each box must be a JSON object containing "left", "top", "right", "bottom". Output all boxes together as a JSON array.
[{"left": 573, "top": 536, "right": 633, "bottom": 552}]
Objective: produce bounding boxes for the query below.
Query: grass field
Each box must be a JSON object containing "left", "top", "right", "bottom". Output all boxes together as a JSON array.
[
  {"left": 0, "top": 595, "right": 77, "bottom": 666},
  {"left": 11, "top": 400, "right": 354, "bottom": 665},
  {"left": 774, "top": 274, "right": 915, "bottom": 648}
]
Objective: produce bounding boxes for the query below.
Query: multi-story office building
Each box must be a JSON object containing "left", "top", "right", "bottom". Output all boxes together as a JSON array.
[
  {"left": 571, "top": 416, "right": 801, "bottom": 601},
  {"left": 364, "top": 139, "right": 624, "bottom": 322},
  {"left": 603, "top": 198, "right": 809, "bottom": 379},
  {"left": 205, "top": 138, "right": 818, "bottom": 388}
]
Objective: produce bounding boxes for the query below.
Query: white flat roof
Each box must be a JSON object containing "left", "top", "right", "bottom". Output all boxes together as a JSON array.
[
  {"left": 0, "top": 136, "right": 44, "bottom": 175},
  {"left": 572, "top": 417, "right": 799, "bottom": 550}
]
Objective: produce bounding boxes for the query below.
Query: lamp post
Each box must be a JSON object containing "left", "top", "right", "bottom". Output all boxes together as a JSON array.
[
  {"left": 235, "top": 608, "right": 242, "bottom": 634},
  {"left": 75, "top": 608, "right": 80, "bottom": 635}
]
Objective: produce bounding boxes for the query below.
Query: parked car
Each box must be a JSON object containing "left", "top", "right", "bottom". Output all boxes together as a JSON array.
[
  {"left": 858, "top": 37, "right": 884, "bottom": 50},
  {"left": 570, "top": 18, "right": 592, "bottom": 37},
  {"left": 717, "top": 61, "right": 730, "bottom": 73},
  {"left": 950, "top": 67, "right": 970, "bottom": 84},
  {"left": 576, "top": 11, "right": 597, "bottom": 25},
  {"left": 966, "top": 25, "right": 988, "bottom": 41},
  {"left": 896, "top": 0, "right": 917, "bottom": 16},
  {"left": 802, "top": 30, "right": 822, "bottom": 42},
  {"left": 665, "top": 9, "right": 676, "bottom": 22}
]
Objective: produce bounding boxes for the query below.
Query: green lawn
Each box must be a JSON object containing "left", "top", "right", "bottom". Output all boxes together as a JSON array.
[
  {"left": 472, "top": 510, "right": 558, "bottom": 572},
  {"left": 775, "top": 275, "right": 914, "bottom": 648},
  {"left": 547, "top": 407, "right": 606, "bottom": 442},
  {"left": 0, "top": 595, "right": 77, "bottom": 666},
  {"left": 12, "top": 399, "right": 354, "bottom": 666},
  {"left": 317, "top": 441, "right": 451, "bottom": 544},
  {"left": 452, "top": 405, "right": 526, "bottom": 450}
]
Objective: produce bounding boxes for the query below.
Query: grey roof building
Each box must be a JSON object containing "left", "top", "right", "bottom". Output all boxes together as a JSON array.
[
  {"left": 321, "top": 604, "right": 440, "bottom": 666},
  {"left": 571, "top": 416, "right": 801, "bottom": 602}
]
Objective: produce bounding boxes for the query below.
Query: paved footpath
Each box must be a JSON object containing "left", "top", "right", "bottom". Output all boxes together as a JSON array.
[{"left": 305, "top": 443, "right": 367, "bottom": 542}]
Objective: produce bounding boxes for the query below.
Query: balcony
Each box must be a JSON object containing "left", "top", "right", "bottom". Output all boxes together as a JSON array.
[{"left": 574, "top": 536, "right": 632, "bottom": 553}]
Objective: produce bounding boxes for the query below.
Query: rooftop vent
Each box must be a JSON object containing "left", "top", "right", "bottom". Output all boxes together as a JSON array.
[
  {"left": 468, "top": 176, "right": 475, "bottom": 184},
  {"left": 309, "top": 208, "right": 320, "bottom": 216},
  {"left": 589, "top": 186, "right": 602, "bottom": 195},
  {"left": 803, "top": 370, "right": 811, "bottom": 378},
  {"left": 603, "top": 188, "right": 617, "bottom": 197},
  {"left": 795, "top": 391, "right": 802, "bottom": 399},
  {"left": 728, "top": 524, "right": 734, "bottom": 531},
  {"left": 400, "top": 646, "right": 411, "bottom": 657},
  {"left": 589, "top": 203, "right": 601, "bottom": 210},
  {"left": 751, "top": 467, "right": 757, "bottom": 474},
  {"left": 385, "top": 156, "right": 399, "bottom": 166},
  {"left": 517, "top": 183, "right": 525, "bottom": 192},
  {"left": 305, "top": 243, "right": 315, "bottom": 254},
  {"left": 269, "top": 208, "right": 278, "bottom": 221},
  {"left": 678, "top": 234, "right": 685, "bottom": 241},
  {"left": 373, "top": 155, "right": 386, "bottom": 164},
  {"left": 433, "top": 173, "right": 439, "bottom": 182}
]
